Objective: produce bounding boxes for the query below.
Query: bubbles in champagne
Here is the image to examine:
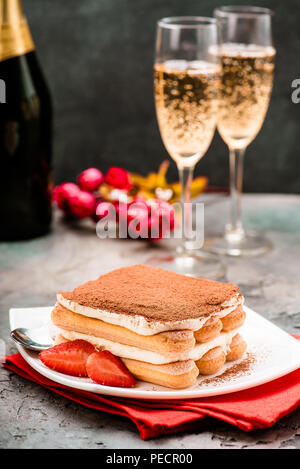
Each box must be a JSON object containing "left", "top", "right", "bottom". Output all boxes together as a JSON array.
[
  {"left": 217, "top": 43, "right": 275, "bottom": 148},
  {"left": 154, "top": 60, "right": 220, "bottom": 166}
]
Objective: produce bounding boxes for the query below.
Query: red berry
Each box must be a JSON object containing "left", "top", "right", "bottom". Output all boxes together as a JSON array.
[
  {"left": 40, "top": 340, "right": 95, "bottom": 377},
  {"left": 53, "top": 183, "right": 80, "bottom": 212},
  {"left": 114, "top": 202, "right": 130, "bottom": 222},
  {"left": 68, "top": 191, "right": 96, "bottom": 218},
  {"left": 86, "top": 350, "right": 136, "bottom": 388},
  {"left": 105, "top": 167, "right": 132, "bottom": 190},
  {"left": 148, "top": 215, "right": 163, "bottom": 242},
  {"left": 127, "top": 200, "right": 150, "bottom": 238},
  {"left": 95, "top": 201, "right": 116, "bottom": 220},
  {"left": 127, "top": 200, "right": 149, "bottom": 222},
  {"left": 77, "top": 168, "right": 104, "bottom": 192},
  {"left": 148, "top": 199, "right": 175, "bottom": 231}
]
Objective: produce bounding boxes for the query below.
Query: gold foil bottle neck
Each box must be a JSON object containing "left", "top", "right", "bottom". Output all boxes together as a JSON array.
[{"left": 0, "top": 0, "right": 35, "bottom": 62}]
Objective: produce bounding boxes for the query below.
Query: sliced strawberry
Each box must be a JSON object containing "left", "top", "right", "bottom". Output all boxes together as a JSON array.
[
  {"left": 86, "top": 350, "right": 136, "bottom": 388},
  {"left": 40, "top": 339, "right": 95, "bottom": 377}
]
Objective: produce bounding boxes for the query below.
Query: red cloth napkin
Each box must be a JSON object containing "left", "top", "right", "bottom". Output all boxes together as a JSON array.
[{"left": 3, "top": 335, "right": 300, "bottom": 440}]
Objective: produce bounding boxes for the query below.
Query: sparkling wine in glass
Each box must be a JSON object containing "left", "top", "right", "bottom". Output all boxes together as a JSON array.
[
  {"left": 207, "top": 6, "right": 275, "bottom": 256},
  {"left": 147, "top": 17, "right": 225, "bottom": 278}
]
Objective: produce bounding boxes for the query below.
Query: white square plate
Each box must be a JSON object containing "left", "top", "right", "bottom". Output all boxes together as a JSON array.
[{"left": 9, "top": 306, "right": 300, "bottom": 400}]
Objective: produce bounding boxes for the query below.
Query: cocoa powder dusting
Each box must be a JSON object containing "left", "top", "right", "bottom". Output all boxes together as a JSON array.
[
  {"left": 60, "top": 264, "right": 240, "bottom": 322},
  {"left": 199, "top": 352, "right": 257, "bottom": 386}
]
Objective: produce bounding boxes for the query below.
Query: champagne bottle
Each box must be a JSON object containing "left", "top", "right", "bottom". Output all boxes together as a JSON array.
[{"left": 0, "top": 0, "right": 53, "bottom": 240}]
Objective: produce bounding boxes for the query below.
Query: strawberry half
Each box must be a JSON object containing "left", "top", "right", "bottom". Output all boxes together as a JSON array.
[
  {"left": 40, "top": 339, "right": 95, "bottom": 377},
  {"left": 86, "top": 350, "right": 136, "bottom": 388}
]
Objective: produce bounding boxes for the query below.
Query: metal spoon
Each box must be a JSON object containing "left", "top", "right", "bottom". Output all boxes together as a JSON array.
[{"left": 11, "top": 327, "right": 53, "bottom": 351}]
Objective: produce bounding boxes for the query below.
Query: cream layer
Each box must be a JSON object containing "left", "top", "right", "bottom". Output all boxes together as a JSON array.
[
  {"left": 57, "top": 293, "right": 244, "bottom": 336},
  {"left": 59, "top": 328, "right": 237, "bottom": 365}
]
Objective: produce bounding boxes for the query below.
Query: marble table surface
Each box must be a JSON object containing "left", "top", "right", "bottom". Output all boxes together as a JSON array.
[{"left": 1, "top": 194, "right": 300, "bottom": 449}]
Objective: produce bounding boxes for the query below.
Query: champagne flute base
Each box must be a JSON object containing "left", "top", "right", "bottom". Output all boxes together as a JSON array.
[
  {"left": 145, "top": 251, "right": 226, "bottom": 280},
  {"left": 204, "top": 230, "right": 272, "bottom": 257}
]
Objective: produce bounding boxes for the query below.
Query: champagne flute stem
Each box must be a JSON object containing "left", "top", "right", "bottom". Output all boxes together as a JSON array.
[
  {"left": 178, "top": 165, "right": 194, "bottom": 253},
  {"left": 226, "top": 147, "right": 246, "bottom": 242}
]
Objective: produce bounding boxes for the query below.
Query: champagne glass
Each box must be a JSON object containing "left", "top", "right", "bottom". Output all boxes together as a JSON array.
[
  {"left": 207, "top": 6, "right": 275, "bottom": 256},
  {"left": 147, "top": 17, "right": 225, "bottom": 278}
]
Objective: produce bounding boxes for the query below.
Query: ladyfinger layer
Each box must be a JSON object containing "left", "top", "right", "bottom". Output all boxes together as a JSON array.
[
  {"left": 52, "top": 304, "right": 196, "bottom": 354},
  {"left": 122, "top": 358, "right": 199, "bottom": 389},
  {"left": 57, "top": 327, "right": 238, "bottom": 364},
  {"left": 52, "top": 303, "right": 246, "bottom": 354}
]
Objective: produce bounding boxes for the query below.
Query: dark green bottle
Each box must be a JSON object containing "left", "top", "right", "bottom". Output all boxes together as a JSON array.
[{"left": 0, "top": 0, "right": 53, "bottom": 240}]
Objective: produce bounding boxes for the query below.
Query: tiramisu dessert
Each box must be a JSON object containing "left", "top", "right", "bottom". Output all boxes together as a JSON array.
[{"left": 44, "top": 265, "right": 247, "bottom": 389}]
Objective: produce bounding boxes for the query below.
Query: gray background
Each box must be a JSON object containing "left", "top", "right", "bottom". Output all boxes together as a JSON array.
[{"left": 23, "top": 0, "right": 300, "bottom": 192}]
